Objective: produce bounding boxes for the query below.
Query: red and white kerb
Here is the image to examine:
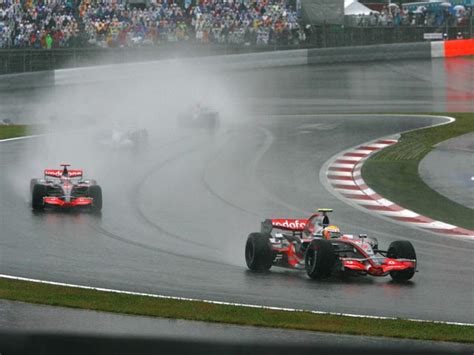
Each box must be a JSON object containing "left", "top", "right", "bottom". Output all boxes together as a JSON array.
[{"left": 326, "top": 139, "right": 474, "bottom": 239}]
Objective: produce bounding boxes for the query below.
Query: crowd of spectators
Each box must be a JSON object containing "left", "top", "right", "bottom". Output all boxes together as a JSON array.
[
  {"left": 1, "top": 0, "right": 472, "bottom": 49},
  {"left": 354, "top": 5, "right": 472, "bottom": 28},
  {"left": 0, "top": 0, "right": 81, "bottom": 48},
  {"left": 82, "top": 0, "right": 304, "bottom": 47},
  {"left": 0, "top": 0, "right": 304, "bottom": 48}
]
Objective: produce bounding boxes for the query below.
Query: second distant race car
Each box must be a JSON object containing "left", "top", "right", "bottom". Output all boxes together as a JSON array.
[
  {"left": 245, "top": 209, "right": 417, "bottom": 282},
  {"left": 30, "top": 164, "right": 102, "bottom": 212},
  {"left": 100, "top": 128, "right": 148, "bottom": 151},
  {"left": 177, "top": 103, "right": 220, "bottom": 131}
]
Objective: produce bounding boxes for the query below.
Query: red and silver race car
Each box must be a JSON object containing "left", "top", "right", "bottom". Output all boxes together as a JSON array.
[
  {"left": 245, "top": 209, "right": 417, "bottom": 282},
  {"left": 30, "top": 164, "right": 102, "bottom": 212}
]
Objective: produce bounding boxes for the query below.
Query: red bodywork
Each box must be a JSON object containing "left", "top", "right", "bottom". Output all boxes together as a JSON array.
[
  {"left": 337, "top": 237, "right": 416, "bottom": 276},
  {"left": 268, "top": 215, "right": 416, "bottom": 277},
  {"left": 43, "top": 197, "right": 93, "bottom": 208},
  {"left": 44, "top": 169, "right": 83, "bottom": 178},
  {"left": 34, "top": 166, "right": 95, "bottom": 209}
]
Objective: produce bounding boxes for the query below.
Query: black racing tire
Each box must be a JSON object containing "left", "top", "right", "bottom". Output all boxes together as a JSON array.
[
  {"left": 30, "top": 179, "right": 39, "bottom": 193},
  {"left": 305, "top": 239, "right": 336, "bottom": 279},
  {"left": 245, "top": 233, "right": 273, "bottom": 271},
  {"left": 89, "top": 185, "right": 102, "bottom": 212},
  {"left": 208, "top": 114, "right": 219, "bottom": 132},
  {"left": 32, "top": 184, "right": 46, "bottom": 210},
  {"left": 140, "top": 130, "right": 149, "bottom": 147},
  {"left": 387, "top": 240, "right": 416, "bottom": 282}
]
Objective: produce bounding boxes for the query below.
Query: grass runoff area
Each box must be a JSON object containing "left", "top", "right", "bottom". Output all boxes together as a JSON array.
[
  {"left": 1, "top": 277, "right": 473, "bottom": 343},
  {"left": 0, "top": 124, "right": 28, "bottom": 139},
  {"left": 362, "top": 113, "right": 474, "bottom": 230}
]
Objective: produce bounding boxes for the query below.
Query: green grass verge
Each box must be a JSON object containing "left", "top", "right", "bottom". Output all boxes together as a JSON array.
[
  {"left": 0, "top": 125, "right": 29, "bottom": 139},
  {"left": 1, "top": 277, "right": 473, "bottom": 343},
  {"left": 362, "top": 113, "right": 474, "bottom": 230}
]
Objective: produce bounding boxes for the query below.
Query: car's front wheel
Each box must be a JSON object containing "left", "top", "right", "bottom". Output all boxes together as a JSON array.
[
  {"left": 388, "top": 240, "right": 416, "bottom": 282},
  {"left": 305, "top": 239, "right": 336, "bottom": 279},
  {"left": 89, "top": 185, "right": 102, "bottom": 212},
  {"left": 32, "top": 184, "right": 46, "bottom": 210}
]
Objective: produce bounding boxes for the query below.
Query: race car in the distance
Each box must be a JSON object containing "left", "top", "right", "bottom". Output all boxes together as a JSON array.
[
  {"left": 99, "top": 127, "right": 148, "bottom": 151},
  {"left": 245, "top": 209, "right": 417, "bottom": 282},
  {"left": 30, "top": 164, "right": 102, "bottom": 212},
  {"left": 177, "top": 103, "right": 220, "bottom": 131}
]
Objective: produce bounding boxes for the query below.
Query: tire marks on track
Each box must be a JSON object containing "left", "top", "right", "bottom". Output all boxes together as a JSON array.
[{"left": 87, "top": 134, "right": 223, "bottom": 257}]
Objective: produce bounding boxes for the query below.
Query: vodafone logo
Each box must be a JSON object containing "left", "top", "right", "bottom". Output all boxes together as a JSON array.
[
  {"left": 68, "top": 170, "right": 83, "bottom": 177},
  {"left": 272, "top": 219, "right": 307, "bottom": 230},
  {"left": 44, "top": 169, "right": 83, "bottom": 177},
  {"left": 44, "top": 170, "right": 62, "bottom": 177}
]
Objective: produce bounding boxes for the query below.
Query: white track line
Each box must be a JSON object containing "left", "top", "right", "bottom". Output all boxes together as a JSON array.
[
  {"left": 0, "top": 134, "right": 40, "bottom": 142},
  {"left": 1, "top": 274, "right": 472, "bottom": 327}
]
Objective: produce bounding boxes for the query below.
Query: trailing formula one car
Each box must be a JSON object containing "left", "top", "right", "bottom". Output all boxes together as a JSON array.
[
  {"left": 30, "top": 164, "right": 102, "bottom": 212},
  {"left": 245, "top": 209, "right": 417, "bottom": 282},
  {"left": 177, "top": 103, "right": 220, "bottom": 131},
  {"left": 100, "top": 127, "right": 148, "bottom": 151}
]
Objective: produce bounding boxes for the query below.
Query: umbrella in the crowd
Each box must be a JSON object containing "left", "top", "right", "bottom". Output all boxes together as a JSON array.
[
  {"left": 453, "top": 5, "right": 465, "bottom": 11},
  {"left": 388, "top": 3, "right": 398, "bottom": 8},
  {"left": 414, "top": 5, "right": 426, "bottom": 13},
  {"left": 440, "top": 2, "right": 451, "bottom": 7}
]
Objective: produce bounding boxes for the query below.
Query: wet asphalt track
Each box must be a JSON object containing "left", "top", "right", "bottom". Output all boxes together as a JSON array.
[{"left": 0, "top": 58, "right": 473, "bottom": 324}]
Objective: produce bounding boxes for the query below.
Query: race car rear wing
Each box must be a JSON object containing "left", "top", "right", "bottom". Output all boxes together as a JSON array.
[
  {"left": 44, "top": 169, "right": 83, "bottom": 178},
  {"left": 261, "top": 219, "right": 308, "bottom": 234}
]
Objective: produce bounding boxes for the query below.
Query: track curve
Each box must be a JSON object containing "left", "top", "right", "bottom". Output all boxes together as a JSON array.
[{"left": 1, "top": 59, "right": 473, "bottom": 324}]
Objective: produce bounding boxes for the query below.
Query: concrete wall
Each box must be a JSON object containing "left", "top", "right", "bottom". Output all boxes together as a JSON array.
[
  {"left": 53, "top": 49, "right": 309, "bottom": 87},
  {"left": 1, "top": 40, "right": 472, "bottom": 90},
  {"left": 308, "top": 42, "right": 432, "bottom": 64}
]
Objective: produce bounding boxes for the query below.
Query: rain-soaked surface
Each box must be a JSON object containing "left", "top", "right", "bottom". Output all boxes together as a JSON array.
[{"left": 0, "top": 57, "right": 473, "bottom": 336}]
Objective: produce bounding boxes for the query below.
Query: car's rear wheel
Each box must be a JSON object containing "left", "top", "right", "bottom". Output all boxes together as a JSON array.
[
  {"left": 30, "top": 179, "right": 39, "bottom": 193},
  {"left": 32, "top": 184, "right": 46, "bottom": 210},
  {"left": 89, "top": 185, "right": 102, "bottom": 212},
  {"left": 208, "top": 115, "right": 219, "bottom": 132},
  {"left": 387, "top": 240, "right": 416, "bottom": 282},
  {"left": 245, "top": 233, "right": 273, "bottom": 271},
  {"left": 305, "top": 239, "right": 336, "bottom": 279}
]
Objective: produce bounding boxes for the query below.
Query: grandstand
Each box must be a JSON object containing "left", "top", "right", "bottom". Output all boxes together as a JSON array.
[{"left": 0, "top": 0, "right": 472, "bottom": 74}]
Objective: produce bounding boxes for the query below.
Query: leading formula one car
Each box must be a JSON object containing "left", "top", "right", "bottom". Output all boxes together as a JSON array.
[
  {"left": 30, "top": 164, "right": 102, "bottom": 212},
  {"left": 245, "top": 209, "right": 417, "bottom": 282}
]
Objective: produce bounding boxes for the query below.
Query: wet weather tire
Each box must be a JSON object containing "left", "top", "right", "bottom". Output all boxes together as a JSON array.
[
  {"left": 245, "top": 233, "right": 273, "bottom": 271},
  {"left": 30, "top": 179, "right": 39, "bottom": 193},
  {"left": 388, "top": 241, "right": 416, "bottom": 282},
  {"left": 89, "top": 185, "right": 102, "bottom": 212},
  {"left": 305, "top": 239, "right": 336, "bottom": 279},
  {"left": 32, "top": 184, "right": 46, "bottom": 210}
]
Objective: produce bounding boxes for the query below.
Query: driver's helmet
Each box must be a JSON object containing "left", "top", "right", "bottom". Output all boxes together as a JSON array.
[
  {"left": 62, "top": 166, "right": 69, "bottom": 177},
  {"left": 322, "top": 225, "right": 341, "bottom": 240}
]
